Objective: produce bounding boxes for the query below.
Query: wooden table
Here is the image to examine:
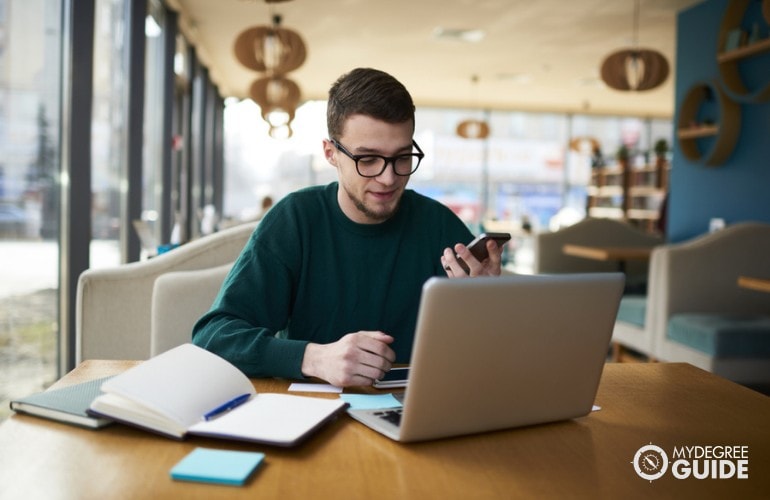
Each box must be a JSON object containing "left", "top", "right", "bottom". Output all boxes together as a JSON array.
[
  {"left": 563, "top": 244, "right": 654, "bottom": 274},
  {"left": 562, "top": 244, "right": 653, "bottom": 262},
  {"left": 1, "top": 361, "right": 769, "bottom": 499},
  {"left": 738, "top": 275, "right": 770, "bottom": 293}
]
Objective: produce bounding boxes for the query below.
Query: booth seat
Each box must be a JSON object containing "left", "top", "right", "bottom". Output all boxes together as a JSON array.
[
  {"left": 618, "top": 222, "right": 770, "bottom": 385},
  {"left": 75, "top": 221, "right": 257, "bottom": 362}
]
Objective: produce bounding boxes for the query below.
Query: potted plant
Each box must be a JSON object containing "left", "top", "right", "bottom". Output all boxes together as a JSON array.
[{"left": 616, "top": 145, "right": 630, "bottom": 168}]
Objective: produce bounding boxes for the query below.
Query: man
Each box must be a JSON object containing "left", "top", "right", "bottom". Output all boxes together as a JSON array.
[{"left": 192, "top": 68, "right": 503, "bottom": 387}]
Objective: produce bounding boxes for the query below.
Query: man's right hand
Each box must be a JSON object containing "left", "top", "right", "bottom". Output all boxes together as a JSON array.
[{"left": 301, "top": 331, "right": 395, "bottom": 387}]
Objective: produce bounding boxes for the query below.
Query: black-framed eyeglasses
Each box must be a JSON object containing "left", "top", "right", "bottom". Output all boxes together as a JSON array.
[{"left": 331, "top": 139, "right": 425, "bottom": 178}]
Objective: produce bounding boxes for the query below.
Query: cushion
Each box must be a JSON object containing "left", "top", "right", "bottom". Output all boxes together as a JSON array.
[
  {"left": 616, "top": 295, "right": 647, "bottom": 327},
  {"left": 667, "top": 314, "right": 770, "bottom": 357},
  {"left": 150, "top": 264, "right": 233, "bottom": 356}
]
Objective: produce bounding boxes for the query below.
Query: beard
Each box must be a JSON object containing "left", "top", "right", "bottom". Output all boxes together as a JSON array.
[{"left": 342, "top": 184, "right": 401, "bottom": 223}]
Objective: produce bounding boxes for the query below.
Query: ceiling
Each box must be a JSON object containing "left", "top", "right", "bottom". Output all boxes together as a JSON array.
[{"left": 167, "top": 0, "right": 704, "bottom": 117}]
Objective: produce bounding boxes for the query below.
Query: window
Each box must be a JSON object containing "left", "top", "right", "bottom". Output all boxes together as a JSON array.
[{"left": 0, "top": 0, "right": 62, "bottom": 420}]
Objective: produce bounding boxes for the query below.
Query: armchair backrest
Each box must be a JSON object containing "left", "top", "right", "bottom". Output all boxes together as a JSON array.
[
  {"left": 75, "top": 221, "right": 258, "bottom": 362},
  {"left": 533, "top": 218, "right": 664, "bottom": 278},
  {"left": 150, "top": 263, "right": 234, "bottom": 356},
  {"left": 646, "top": 221, "right": 770, "bottom": 349}
]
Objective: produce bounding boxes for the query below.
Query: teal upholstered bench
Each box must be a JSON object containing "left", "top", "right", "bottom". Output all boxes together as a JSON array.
[
  {"left": 667, "top": 314, "right": 770, "bottom": 358},
  {"left": 616, "top": 295, "right": 647, "bottom": 328}
]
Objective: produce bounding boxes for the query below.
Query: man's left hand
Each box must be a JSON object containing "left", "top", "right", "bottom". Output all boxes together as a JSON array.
[{"left": 441, "top": 240, "right": 503, "bottom": 278}]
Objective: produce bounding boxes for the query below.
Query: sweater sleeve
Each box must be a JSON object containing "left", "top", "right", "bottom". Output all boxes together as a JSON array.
[{"left": 192, "top": 219, "right": 308, "bottom": 380}]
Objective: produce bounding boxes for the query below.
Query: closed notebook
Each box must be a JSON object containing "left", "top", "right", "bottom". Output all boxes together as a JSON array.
[
  {"left": 88, "top": 343, "right": 347, "bottom": 447},
  {"left": 170, "top": 447, "right": 265, "bottom": 486},
  {"left": 10, "top": 377, "right": 114, "bottom": 429}
]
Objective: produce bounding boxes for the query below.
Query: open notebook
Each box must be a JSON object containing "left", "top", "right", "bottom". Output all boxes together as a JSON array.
[
  {"left": 347, "top": 273, "right": 625, "bottom": 442},
  {"left": 88, "top": 344, "right": 346, "bottom": 447}
]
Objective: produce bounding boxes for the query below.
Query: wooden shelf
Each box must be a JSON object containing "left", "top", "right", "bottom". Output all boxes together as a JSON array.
[
  {"left": 677, "top": 125, "right": 719, "bottom": 139},
  {"left": 631, "top": 165, "right": 661, "bottom": 174},
  {"left": 717, "top": 37, "right": 770, "bottom": 63},
  {"left": 602, "top": 167, "right": 624, "bottom": 175},
  {"left": 628, "top": 186, "right": 664, "bottom": 197},
  {"left": 716, "top": 0, "right": 770, "bottom": 102},
  {"left": 588, "top": 207, "right": 625, "bottom": 219},
  {"left": 676, "top": 81, "right": 740, "bottom": 166},
  {"left": 590, "top": 186, "right": 624, "bottom": 197},
  {"left": 626, "top": 209, "right": 661, "bottom": 220}
]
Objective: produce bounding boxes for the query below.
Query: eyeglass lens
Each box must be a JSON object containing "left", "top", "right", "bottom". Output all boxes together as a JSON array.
[{"left": 356, "top": 155, "right": 420, "bottom": 177}]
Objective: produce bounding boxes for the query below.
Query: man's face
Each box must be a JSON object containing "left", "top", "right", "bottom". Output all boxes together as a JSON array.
[{"left": 324, "top": 114, "right": 415, "bottom": 224}]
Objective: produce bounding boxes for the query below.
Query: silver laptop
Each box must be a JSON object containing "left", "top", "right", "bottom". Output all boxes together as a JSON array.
[{"left": 347, "top": 272, "right": 625, "bottom": 442}]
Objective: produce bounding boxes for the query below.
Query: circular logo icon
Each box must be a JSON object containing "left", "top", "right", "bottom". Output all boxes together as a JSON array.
[{"left": 633, "top": 444, "right": 669, "bottom": 481}]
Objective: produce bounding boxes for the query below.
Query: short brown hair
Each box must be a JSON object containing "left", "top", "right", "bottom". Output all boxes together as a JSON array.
[{"left": 327, "top": 68, "right": 415, "bottom": 140}]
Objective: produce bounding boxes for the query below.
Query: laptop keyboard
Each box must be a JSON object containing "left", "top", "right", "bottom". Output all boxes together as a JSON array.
[{"left": 374, "top": 408, "right": 402, "bottom": 426}]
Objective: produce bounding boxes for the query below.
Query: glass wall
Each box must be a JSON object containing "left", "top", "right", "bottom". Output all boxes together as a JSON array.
[
  {"left": 1, "top": 0, "right": 224, "bottom": 422},
  {"left": 0, "top": 0, "right": 62, "bottom": 419},
  {"left": 221, "top": 100, "right": 672, "bottom": 272},
  {"left": 411, "top": 109, "right": 570, "bottom": 233},
  {"left": 222, "top": 101, "right": 671, "bottom": 229}
]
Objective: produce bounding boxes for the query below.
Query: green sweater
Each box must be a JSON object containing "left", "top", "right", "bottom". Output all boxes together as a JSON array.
[{"left": 192, "top": 182, "right": 473, "bottom": 379}]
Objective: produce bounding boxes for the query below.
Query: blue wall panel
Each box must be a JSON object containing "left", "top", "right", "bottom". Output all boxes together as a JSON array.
[{"left": 671, "top": 0, "right": 770, "bottom": 242}]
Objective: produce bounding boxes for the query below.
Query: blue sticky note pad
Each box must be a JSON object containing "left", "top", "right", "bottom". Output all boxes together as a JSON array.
[
  {"left": 170, "top": 447, "right": 265, "bottom": 486},
  {"left": 339, "top": 393, "right": 403, "bottom": 410}
]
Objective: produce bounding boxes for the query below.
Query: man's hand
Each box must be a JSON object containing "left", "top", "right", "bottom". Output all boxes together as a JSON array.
[
  {"left": 301, "top": 331, "right": 395, "bottom": 387},
  {"left": 441, "top": 240, "right": 503, "bottom": 278}
]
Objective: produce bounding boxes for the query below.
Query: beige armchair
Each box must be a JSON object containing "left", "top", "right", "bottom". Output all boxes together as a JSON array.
[
  {"left": 533, "top": 217, "right": 663, "bottom": 273},
  {"left": 75, "top": 221, "right": 257, "bottom": 362},
  {"left": 643, "top": 222, "right": 770, "bottom": 385},
  {"left": 533, "top": 217, "right": 663, "bottom": 283}
]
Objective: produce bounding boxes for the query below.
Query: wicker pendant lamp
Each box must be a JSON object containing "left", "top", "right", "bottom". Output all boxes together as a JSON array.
[
  {"left": 249, "top": 75, "right": 301, "bottom": 138},
  {"left": 233, "top": 2, "right": 306, "bottom": 137},
  {"left": 233, "top": 15, "right": 306, "bottom": 75},
  {"left": 600, "top": 0, "right": 669, "bottom": 92},
  {"left": 456, "top": 75, "right": 490, "bottom": 139}
]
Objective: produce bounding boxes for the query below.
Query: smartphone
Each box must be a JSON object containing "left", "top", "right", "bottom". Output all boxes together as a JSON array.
[
  {"left": 456, "top": 232, "right": 511, "bottom": 272},
  {"left": 372, "top": 367, "right": 409, "bottom": 389},
  {"left": 467, "top": 232, "right": 512, "bottom": 261}
]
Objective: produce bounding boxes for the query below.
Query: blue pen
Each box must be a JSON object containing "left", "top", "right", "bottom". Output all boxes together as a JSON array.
[{"left": 202, "top": 393, "right": 251, "bottom": 421}]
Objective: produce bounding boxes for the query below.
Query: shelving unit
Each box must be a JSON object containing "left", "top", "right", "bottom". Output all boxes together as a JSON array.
[
  {"left": 587, "top": 161, "right": 668, "bottom": 234},
  {"left": 587, "top": 165, "right": 627, "bottom": 220},
  {"left": 675, "top": 0, "right": 769, "bottom": 168}
]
